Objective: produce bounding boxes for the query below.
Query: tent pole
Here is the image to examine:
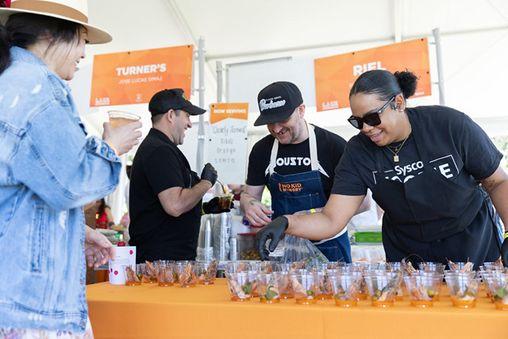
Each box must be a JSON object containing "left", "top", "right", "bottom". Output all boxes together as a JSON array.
[
  {"left": 216, "top": 61, "right": 223, "bottom": 103},
  {"left": 196, "top": 37, "right": 206, "bottom": 171},
  {"left": 432, "top": 28, "right": 446, "bottom": 105}
]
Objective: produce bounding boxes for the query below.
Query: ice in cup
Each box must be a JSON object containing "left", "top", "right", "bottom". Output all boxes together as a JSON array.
[
  {"left": 257, "top": 273, "right": 280, "bottom": 304},
  {"left": 108, "top": 110, "right": 140, "bottom": 129},
  {"left": 174, "top": 261, "right": 198, "bottom": 287},
  {"left": 124, "top": 265, "right": 142, "bottom": 286},
  {"left": 330, "top": 273, "right": 360, "bottom": 307},
  {"left": 404, "top": 273, "right": 443, "bottom": 307},
  {"left": 445, "top": 271, "right": 479, "bottom": 308},
  {"left": 290, "top": 270, "right": 319, "bottom": 305},
  {"left": 364, "top": 271, "right": 401, "bottom": 307},
  {"left": 226, "top": 272, "right": 255, "bottom": 301},
  {"left": 156, "top": 261, "right": 174, "bottom": 287},
  {"left": 195, "top": 260, "right": 218, "bottom": 285}
]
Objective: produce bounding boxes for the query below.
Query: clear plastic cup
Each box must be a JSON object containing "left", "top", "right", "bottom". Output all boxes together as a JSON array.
[
  {"left": 257, "top": 273, "right": 280, "bottom": 304},
  {"left": 445, "top": 271, "right": 479, "bottom": 308},
  {"left": 155, "top": 261, "right": 174, "bottom": 287},
  {"left": 447, "top": 261, "right": 475, "bottom": 273},
  {"left": 418, "top": 262, "right": 445, "bottom": 274},
  {"left": 484, "top": 272, "right": 508, "bottom": 309},
  {"left": 404, "top": 273, "right": 443, "bottom": 307},
  {"left": 225, "top": 260, "right": 260, "bottom": 273},
  {"left": 140, "top": 261, "right": 158, "bottom": 284},
  {"left": 174, "top": 261, "right": 198, "bottom": 287},
  {"left": 195, "top": 261, "right": 218, "bottom": 285},
  {"left": 275, "top": 271, "right": 293, "bottom": 299},
  {"left": 314, "top": 270, "right": 333, "bottom": 300},
  {"left": 290, "top": 271, "right": 319, "bottom": 305},
  {"left": 108, "top": 110, "right": 140, "bottom": 129},
  {"left": 364, "top": 271, "right": 401, "bottom": 307},
  {"left": 330, "top": 273, "right": 361, "bottom": 307},
  {"left": 124, "top": 265, "right": 142, "bottom": 286},
  {"left": 226, "top": 272, "right": 254, "bottom": 301}
]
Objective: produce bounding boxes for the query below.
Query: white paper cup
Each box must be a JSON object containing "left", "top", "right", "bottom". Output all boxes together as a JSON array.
[{"left": 108, "top": 246, "right": 136, "bottom": 285}]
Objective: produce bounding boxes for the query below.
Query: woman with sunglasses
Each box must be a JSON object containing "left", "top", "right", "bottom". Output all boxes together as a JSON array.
[{"left": 257, "top": 69, "right": 508, "bottom": 267}]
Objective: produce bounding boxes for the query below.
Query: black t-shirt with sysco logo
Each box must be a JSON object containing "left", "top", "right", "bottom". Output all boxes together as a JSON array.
[
  {"left": 246, "top": 125, "right": 347, "bottom": 198},
  {"left": 332, "top": 105, "right": 503, "bottom": 196}
]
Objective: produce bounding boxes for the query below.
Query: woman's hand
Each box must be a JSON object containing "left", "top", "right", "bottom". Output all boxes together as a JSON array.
[
  {"left": 85, "top": 226, "right": 115, "bottom": 269},
  {"left": 103, "top": 121, "right": 142, "bottom": 156}
]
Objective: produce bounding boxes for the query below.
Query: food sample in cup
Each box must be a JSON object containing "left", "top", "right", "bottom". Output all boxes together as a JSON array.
[
  {"left": 196, "top": 260, "right": 218, "bottom": 285},
  {"left": 108, "top": 110, "right": 140, "bottom": 129},
  {"left": 156, "top": 261, "right": 174, "bottom": 287},
  {"left": 125, "top": 266, "right": 142, "bottom": 286},
  {"left": 365, "top": 272, "right": 401, "bottom": 307},
  {"left": 314, "top": 271, "right": 333, "bottom": 300},
  {"left": 138, "top": 261, "right": 158, "bottom": 283},
  {"left": 174, "top": 261, "right": 198, "bottom": 287},
  {"left": 445, "top": 272, "right": 479, "bottom": 308},
  {"left": 494, "top": 286, "right": 508, "bottom": 310},
  {"left": 226, "top": 272, "right": 254, "bottom": 301},
  {"left": 404, "top": 274, "right": 442, "bottom": 307},
  {"left": 275, "top": 271, "right": 293, "bottom": 299},
  {"left": 257, "top": 273, "right": 280, "bottom": 304},
  {"left": 330, "top": 274, "right": 360, "bottom": 307},
  {"left": 290, "top": 271, "right": 318, "bottom": 305}
]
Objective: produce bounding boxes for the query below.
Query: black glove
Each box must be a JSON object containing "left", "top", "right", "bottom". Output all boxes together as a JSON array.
[
  {"left": 202, "top": 197, "right": 234, "bottom": 214},
  {"left": 255, "top": 216, "right": 289, "bottom": 260},
  {"left": 501, "top": 237, "right": 508, "bottom": 267},
  {"left": 200, "top": 163, "right": 217, "bottom": 186}
]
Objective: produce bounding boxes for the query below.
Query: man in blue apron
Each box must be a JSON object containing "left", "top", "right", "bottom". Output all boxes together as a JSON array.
[{"left": 240, "top": 81, "right": 365, "bottom": 262}]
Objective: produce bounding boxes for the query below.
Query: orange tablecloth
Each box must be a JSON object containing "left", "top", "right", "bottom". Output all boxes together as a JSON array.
[{"left": 87, "top": 279, "right": 507, "bottom": 339}]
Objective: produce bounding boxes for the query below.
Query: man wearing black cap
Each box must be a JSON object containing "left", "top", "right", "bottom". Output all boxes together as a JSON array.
[
  {"left": 129, "top": 88, "right": 219, "bottom": 262},
  {"left": 240, "top": 81, "right": 358, "bottom": 262}
]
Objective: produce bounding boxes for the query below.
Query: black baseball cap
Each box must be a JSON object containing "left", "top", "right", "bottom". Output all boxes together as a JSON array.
[
  {"left": 254, "top": 81, "right": 303, "bottom": 126},
  {"left": 148, "top": 88, "right": 206, "bottom": 116}
]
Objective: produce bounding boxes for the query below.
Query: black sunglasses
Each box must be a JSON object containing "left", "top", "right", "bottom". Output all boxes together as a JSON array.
[{"left": 348, "top": 96, "right": 396, "bottom": 130}]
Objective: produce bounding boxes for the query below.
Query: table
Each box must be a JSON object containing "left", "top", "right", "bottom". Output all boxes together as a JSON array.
[{"left": 87, "top": 279, "right": 507, "bottom": 339}]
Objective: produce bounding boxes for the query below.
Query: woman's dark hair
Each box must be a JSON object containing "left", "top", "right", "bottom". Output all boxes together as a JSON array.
[
  {"left": 0, "top": 13, "right": 83, "bottom": 75},
  {"left": 349, "top": 69, "right": 418, "bottom": 101}
]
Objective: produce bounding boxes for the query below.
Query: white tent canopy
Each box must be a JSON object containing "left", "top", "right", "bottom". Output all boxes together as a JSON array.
[{"left": 69, "top": 0, "right": 508, "bottom": 220}]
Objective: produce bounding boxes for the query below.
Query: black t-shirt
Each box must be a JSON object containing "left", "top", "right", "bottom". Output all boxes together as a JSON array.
[
  {"left": 332, "top": 106, "right": 502, "bottom": 196},
  {"left": 247, "top": 125, "right": 347, "bottom": 198},
  {"left": 129, "top": 128, "right": 202, "bottom": 262}
]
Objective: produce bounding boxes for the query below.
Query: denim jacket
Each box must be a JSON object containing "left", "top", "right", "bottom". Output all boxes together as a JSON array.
[{"left": 0, "top": 47, "right": 121, "bottom": 333}]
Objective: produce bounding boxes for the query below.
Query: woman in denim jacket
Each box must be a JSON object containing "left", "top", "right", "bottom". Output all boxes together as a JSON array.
[{"left": 0, "top": 0, "right": 142, "bottom": 337}]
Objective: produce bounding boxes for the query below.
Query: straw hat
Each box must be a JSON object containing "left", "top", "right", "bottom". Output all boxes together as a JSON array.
[{"left": 0, "top": 0, "right": 111, "bottom": 44}]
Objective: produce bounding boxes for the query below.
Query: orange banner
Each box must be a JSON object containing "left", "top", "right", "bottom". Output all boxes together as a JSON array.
[
  {"left": 209, "top": 103, "right": 249, "bottom": 124},
  {"left": 90, "top": 45, "right": 193, "bottom": 107},
  {"left": 314, "top": 38, "right": 431, "bottom": 111}
]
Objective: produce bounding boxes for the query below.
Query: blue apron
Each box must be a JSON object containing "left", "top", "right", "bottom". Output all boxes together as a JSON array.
[{"left": 267, "top": 124, "right": 351, "bottom": 262}]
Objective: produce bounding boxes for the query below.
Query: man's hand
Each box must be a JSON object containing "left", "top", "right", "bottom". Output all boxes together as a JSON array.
[
  {"left": 200, "top": 163, "right": 217, "bottom": 186},
  {"left": 255, "top": 216, "right": 288, "bottom": 260},
  {"left": 85, "top": 226, "right": 115, "bottom": 269},
  {"left": 243, "top": 198, "right": 273, "bottom": 226}
]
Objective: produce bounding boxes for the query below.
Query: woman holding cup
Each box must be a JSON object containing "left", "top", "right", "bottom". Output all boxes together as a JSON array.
[{"left": 0, "top": 0, "right": 141, "bottom": 336}]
